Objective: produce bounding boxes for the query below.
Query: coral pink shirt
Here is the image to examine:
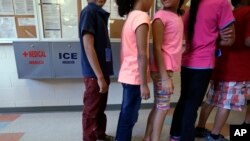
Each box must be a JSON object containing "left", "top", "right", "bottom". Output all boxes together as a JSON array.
[
  {"left": 150, "top": 10, "right": 184, "bottom": 72},
  {"left": 182, "top": 0, "right": 235, "bottom": 69},
  {"left": 118, "top": 10, "right": 150, "bottom": 85}
]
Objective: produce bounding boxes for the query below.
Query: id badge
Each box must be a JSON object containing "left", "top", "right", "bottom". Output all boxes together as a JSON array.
[
  {"left": 215, "top": 49, "right": 222, "bottom": 58},
  {"left": 105, "top": 48, "right": 112, "bottom": 62}
]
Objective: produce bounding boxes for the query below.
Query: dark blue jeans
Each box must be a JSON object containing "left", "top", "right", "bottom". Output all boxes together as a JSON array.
[
  {"left": 170, "top": 67, "right": 212, "bottom": 141},
  {"left": 115, "top": 83, "right": 142, "bottom": 141}
]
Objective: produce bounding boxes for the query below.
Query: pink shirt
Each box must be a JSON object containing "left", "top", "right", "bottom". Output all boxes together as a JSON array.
[
  {"left": 182, "top": 0, "right": 235, "bottom": 68},
  {"left": 150, "top": 10, "right": 184, "bottom": 72},
  {"left": 118, "top": 10, "right": 150, "bottom": 85}
]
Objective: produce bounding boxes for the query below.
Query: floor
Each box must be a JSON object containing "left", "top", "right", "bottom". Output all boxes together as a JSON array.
[{"left": 0, "top": 108, "right": 246, "bottom": 141}]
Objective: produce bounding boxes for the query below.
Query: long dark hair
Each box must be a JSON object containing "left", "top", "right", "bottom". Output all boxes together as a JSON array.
[
  {"left": 116, "top": 0, "right": 136, "bottom": 17},
  {"left": 177, "top": 0, "right": 185, "bottom": 15},
  {"left": 231, "top": 0, "right": 241, "bottom": 7},
  {"left": 187, "top": 0, "right": 202, "bottom": 44}
]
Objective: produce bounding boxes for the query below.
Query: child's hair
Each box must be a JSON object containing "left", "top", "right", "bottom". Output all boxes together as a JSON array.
[
  {"left": 231, "top": 0, "right": 242, "bottom": 7},
  {"left": 177, "top": 0, "right": 185, "bottom": 15},
  {"left": 187, "top": 0, "right": 201, "bottom": 44},
  {"left": 116, "top": 0, "right": 136, "bottom": 17}
]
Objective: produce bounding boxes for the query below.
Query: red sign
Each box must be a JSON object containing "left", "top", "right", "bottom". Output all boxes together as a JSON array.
[
  {"left": 22, "top": 50, "right": 46, "bottom": 65},
  {"left": 22, "top": 51, "right": 46, "bottom": 58}
]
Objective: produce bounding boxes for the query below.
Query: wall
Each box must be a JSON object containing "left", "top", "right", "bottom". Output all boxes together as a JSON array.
[{"left": 0, "top": 45, "right": 181, "bottom": 108}]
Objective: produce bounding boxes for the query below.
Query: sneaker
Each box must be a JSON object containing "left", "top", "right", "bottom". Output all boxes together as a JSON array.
[
  {"left": 195, "top": 127, "right": 211, "bottom": 138},
  {"left": 206, "top": 134, "right": 229, "bottom": 141},
  {"left": 170, "top": 136, "right": 180, "bottom": 141},
  {"left": 104, "top": 135, "right": 115, "bottom": 141},
  {"left": 96, "top": 135, "right": 115, "bottom": 141}
]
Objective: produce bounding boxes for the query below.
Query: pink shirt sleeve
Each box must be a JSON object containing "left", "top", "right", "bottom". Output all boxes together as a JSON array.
[
  {"left": 132, "top": 13, "right": 150, "bottom": 32},
  {"left": 153, "top": 11, "right": 166, "bottom": 26},
  {"left": 217, "top": 0, "right": 235, "bottom": 29}
]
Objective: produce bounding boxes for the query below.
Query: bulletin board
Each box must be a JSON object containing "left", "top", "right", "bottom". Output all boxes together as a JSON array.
[
  {"left": 0, "top": 0, "right": 38, "bottom": 41},
  {"left": 40, "top": 0, "right": 82, "bottom": 39},
  {"left": 0, "top": 0, "right": 189, "bottom": 43},
  {"left": 15, "top": 15, "right": 37, "bottom": 38},
  {"left": 0, "top": 0, "right": 82, "bottom": 43}
]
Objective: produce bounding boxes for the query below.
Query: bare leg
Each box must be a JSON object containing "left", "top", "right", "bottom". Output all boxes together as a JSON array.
[
  {"left": 211, "top": 107, "right": 230, "bottom": 135},
  {"left": 143, "top": 107, "right": 156, "bottom": 141},
  {"left": 151, "top": 109, "right": 168, "bottom": 141},
  {"left": 143, "top": 107, "right": 168, "bottom": 141},
  {"left": 196, "top": 103, "right": 215, "bottom": 128},
  {"left": 244, "top": 103, "right": 250, "bottom": 124}
]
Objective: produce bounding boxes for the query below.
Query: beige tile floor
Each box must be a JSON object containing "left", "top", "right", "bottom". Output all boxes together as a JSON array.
[{"left": 0, "top": 107, "right": 246, "bottom": 141}]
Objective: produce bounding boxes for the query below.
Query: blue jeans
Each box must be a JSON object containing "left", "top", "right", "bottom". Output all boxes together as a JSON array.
[{"left": 115, "top": 83, "right": 142, "bottom": 141}]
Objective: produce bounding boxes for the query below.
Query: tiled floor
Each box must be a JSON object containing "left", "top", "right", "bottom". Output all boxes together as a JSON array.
[{"left": 0, "top": 108, "right": 246, "bottom": 141}]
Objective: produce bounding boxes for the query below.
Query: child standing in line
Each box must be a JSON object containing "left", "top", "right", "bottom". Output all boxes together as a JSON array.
[
  {"left": 79, "top": 0, "right": 114, "bottom": 141},
  {"left": 195, "top": 0, "right": 250, "bottom": 140},
  {"left": 143, "top": 0, "right": 184, "bottom": 141},
  {"left": 115, "top": 0, "right": 153, "bottom": 141},
  {"left": 169, "top": 0, "right": 235, "bottom": 140}
]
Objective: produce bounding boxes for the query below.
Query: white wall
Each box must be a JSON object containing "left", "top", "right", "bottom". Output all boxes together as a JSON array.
[{"left": 0, "top": 45, "right": 181, "bottom": 108}]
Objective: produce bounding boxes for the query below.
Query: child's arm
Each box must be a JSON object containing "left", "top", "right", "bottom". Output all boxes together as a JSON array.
[
  {"left": 152, "top": 19, "right": 173, "bottom": 94},
  {"left": 245, "top": 15, "right": 250, "bottom": 47},
  {"left": 136, "top": 23, "right": 150, "bottom": 100},
  {"left": 219, "top": 24, "right": 235, "bottom": 46},
  {"left": 246, "top": 37, "right": 250, "bottom": 47},
  {"left": 83, "top": 34, "right": 108, "bottom": 93}
]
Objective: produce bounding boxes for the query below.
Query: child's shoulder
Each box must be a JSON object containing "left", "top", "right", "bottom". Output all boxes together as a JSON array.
[
  {"left": 129, "top": 10, "right": 150, "bottom": 20},
  {"left": 82, "top": 4, "right": 97, "bottom": 13},
  {"left": 154, "top": 10, "right": 176, "bottom": 19}
]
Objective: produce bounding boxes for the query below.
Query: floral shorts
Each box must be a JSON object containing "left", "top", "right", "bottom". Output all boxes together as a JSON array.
[
  {"left": 151, "top": 73, "right": 171, "bottom": 110},
  {"left": 206, "top": 81, "right": 250, "bottom": 111}
]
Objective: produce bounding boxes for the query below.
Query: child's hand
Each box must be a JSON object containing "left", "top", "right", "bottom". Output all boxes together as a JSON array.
[
  {"left": 161, "top": 79, "right": 174, "bottom": 94},
  {"left": 140, "top": 84, "right": 150, "bottom": 100},
  {"left": 98, "top": 77, "right": 108, "bottom": 93},
  {"left": 220, "top": 27, "right": 233, "bottom": 41},
  {"left": 219, "top": 25, "right": 235, "bottom": 46}
]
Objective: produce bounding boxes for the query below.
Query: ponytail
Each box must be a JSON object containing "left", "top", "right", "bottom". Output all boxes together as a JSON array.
[
  {"left": 187, "top": 0, "right": 201, "bottom": 44},
  {"left": 116, "top": 0, "right": 135, "bottom": 17},
  {"left": 177, "top": 0, "right": 185, "bottom": 15},
  {"left": 231, "top": 0, "right": 241, "bottom": 7}
]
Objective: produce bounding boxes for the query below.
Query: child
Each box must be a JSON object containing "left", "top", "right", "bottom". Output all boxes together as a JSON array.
[
  {"left": 169, "top": 0, "right": 235, "bottom": 140},
  {"left": 143, "top": 0, "right": 184, "bottom": 141},
  {"left": 79, "top": 0, "right": 114, "bottom": 141},
  {"left": 115, "top": 0, "right": 153, "bottom": 141},
  {"left": 195, "top": 0, "right": 250, "bottom": 140}
]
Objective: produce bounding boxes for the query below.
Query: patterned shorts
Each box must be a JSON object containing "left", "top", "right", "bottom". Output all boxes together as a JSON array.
[
  {"left": 206, "top": 81, "right": 250, "bottom": 111},
  {"left": 151, "top": 73, "right": 171, "bottom": 110}
]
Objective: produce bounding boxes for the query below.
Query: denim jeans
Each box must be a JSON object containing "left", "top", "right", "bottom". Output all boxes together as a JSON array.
[
  {"left": 170, "top": 67, "right": 212, "bottom": 141},
  {"left": 115, "top": 83, "right": 142, "bottom": 141}
]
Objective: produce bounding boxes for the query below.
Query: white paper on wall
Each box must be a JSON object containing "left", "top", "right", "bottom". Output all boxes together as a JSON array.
[
  {"left": 41, "top": 0, "right": 59, "bottom": 4},
  {"left": 0, "top": 0, "right": 15, "bottom": 15},
  {"left": 13, "top": 0, "right": 34, "bottom": 15},
  {"left": 0, "top": 17, "right": 17, "bottom": 38},
  {"left": 18, "top": 18, "right": 35, "bottom": 26},
  {"left": 42, "top": 4, "right": 61, "bottom": 30},
  {"left": 44, "top": 30, "right": 61, "bottom": 38}
]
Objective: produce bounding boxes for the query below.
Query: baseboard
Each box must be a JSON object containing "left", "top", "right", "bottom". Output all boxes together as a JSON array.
[{"left": 0, "top": 103, "right": 177, "bottom": 113}]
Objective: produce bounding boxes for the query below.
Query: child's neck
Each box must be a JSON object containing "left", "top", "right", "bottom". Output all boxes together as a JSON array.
[
  {"left": 133, "top": 3, "right": 148, "bottom": 12},
  {"left": 163, "top": 7, "right": 177, "bottom": 14}
]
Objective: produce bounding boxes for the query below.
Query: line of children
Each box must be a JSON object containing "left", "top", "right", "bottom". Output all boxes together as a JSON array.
[{"left": 79, "top": 0, "right": 245, "bottom": 141}]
